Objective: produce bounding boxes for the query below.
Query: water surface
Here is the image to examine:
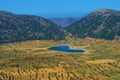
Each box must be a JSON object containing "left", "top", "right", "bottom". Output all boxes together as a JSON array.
[{"left": 48, "top": 46, "right": 85, "bottom": 53}]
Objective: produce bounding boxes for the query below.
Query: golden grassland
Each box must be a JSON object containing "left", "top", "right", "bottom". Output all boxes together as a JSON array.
[{"left": 0, "top": 38, "right": 120, "bottom": 80}]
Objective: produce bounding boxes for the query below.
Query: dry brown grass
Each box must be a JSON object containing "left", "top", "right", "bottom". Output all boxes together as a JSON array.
[{"left": 86, "top": 59, "right": 117, "bottom": 64}]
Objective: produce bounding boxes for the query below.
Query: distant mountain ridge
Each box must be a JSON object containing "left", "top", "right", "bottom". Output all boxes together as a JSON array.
[
  {"left": 48, "top": 17, "right": 82, "bottom": 27},
  {"left": 0, "top": 11, "right": 69, "bottom": 43},
  {"left": 66, "top": 8, "right": 120, "bottom": 40}
]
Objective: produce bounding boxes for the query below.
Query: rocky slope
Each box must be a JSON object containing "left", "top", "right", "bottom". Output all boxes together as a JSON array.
[
  {"left": 66, "top": 9, "right": 120, "bottom": 40},
  {"left": 0, "top": 11, "right": 69, "bottom": 43}
]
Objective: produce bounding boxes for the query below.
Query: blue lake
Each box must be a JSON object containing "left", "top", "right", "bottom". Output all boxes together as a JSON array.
[{"left": 47, "top": 46, "right": 85, "bottom": 53}]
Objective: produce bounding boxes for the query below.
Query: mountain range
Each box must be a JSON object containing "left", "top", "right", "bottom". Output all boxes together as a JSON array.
[{"left": 0, "top": 8, "right": 120, "bottom": 44}]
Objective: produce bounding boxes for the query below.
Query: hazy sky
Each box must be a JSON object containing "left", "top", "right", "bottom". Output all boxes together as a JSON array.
[{"left": 0, "top": 0, "right": 120, "bottom": 17}]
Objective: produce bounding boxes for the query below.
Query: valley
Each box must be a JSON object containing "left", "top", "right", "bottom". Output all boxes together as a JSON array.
[{"left": 0, "top": 38, "right": 120, "bottom": 80}]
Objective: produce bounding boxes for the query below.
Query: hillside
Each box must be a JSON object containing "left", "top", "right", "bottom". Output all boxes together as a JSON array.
[
  {"left": 0, "top": 11, "right": 69, "bottom": 43},
  {"left": 66, "top": 9, "right": 120, "bottom": 40},
  {"left": 49, "top": 17, "right": 81, "bottom": 27}
]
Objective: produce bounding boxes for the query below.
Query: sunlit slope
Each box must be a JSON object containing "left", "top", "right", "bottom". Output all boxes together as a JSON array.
[{"left": 66, "top": 9, "right": 120, "bottom": 40}]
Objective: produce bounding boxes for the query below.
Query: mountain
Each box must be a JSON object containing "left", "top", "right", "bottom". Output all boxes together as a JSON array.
[
  {"left": 0, "top": 11, "right": 69, "bottom": 43},
  {"left": 48, "top": 17, "right": 82, "bottom": 27},
  {"left": 66, "top": 8, "right": 120, "bottom": 40}
]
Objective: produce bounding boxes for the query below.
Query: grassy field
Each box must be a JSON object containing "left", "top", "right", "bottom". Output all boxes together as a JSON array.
[{"left": 0, "top": 38, "right": 120, "bottom": 80}]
